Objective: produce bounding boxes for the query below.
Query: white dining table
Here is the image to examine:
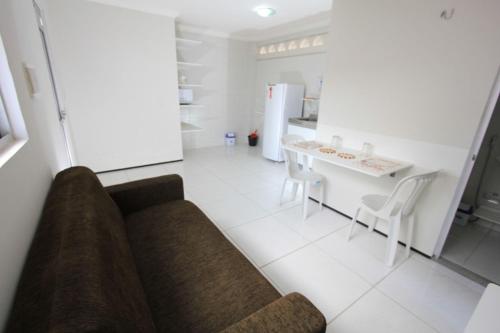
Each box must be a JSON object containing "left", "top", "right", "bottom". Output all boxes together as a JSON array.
[{"left": 284, "top": 140, "right": 413, "bottom": 178}]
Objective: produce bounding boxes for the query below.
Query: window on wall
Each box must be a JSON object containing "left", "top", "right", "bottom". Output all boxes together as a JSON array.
[
  {"left": 257, "top": 33, "right": 328, "bottom": 59},
  {"left": 0, "top": 93, "right": 11, "bottom": 140},
  {"left": 0, "top": 33, "right": 28, "bottom": 167}
]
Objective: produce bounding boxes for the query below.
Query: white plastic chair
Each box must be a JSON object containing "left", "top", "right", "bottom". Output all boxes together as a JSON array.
[
  {"left": 280, "top": 135, "right": 325, "bottom": 220},
  {"left": 347, "top": 170, "right": 439, "bottom": 267}
]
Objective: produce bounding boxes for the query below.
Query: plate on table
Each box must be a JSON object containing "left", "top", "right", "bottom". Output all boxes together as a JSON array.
[
  {"left": 318, "top": 147, "right": 337, "bottom": 154},
  {"left": 360, "top": 158, "right": 400, "bottom": 171},
  {"left": 293, "top": 141, "right": 323, "bottom": 150},
  {"left": 337, "top": 152, "right": 356, "bottom": 160}
]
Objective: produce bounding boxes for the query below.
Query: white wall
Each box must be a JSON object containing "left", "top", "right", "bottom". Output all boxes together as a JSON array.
[
  {"left": 253, "top": 51, "right": 327, "bottom": 140},
  {"left": 45, "top": 0, "right": 183, "bottom": 172},
  {"left": 0, "top": 0, "right": 70, "bottom": 329},
  {"left": 177, "top": 30, "right": 256, "bottom": 149},
  {"left": 316, "top": 0, "right": 500, "bottom": 255}
]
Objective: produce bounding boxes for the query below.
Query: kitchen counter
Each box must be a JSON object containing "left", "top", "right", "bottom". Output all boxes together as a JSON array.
[{"left": 288, "top": 117, "right": 318, "bottom": 130}]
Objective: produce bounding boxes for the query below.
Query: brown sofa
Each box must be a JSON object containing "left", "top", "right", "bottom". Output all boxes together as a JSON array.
[{"left": 6, "top": 167, "right": 326, "bottom": 333}]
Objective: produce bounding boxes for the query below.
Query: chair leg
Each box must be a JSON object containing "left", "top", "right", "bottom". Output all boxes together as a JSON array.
[
  {"left": 406, "top": 213, "right": 415, "bottom": 258},
  {"left": 279, "top": 179, "right": 288, "bottom": 205},
  {"left": 302, "top": 181, "right": 310, "bottom": 220},
  {"left": 319, "top": 182, "right": 324, "bottom": 211},
  {"left": 347, "top": 206, "right": 361, "bottom": 241},
  {"left": 385, "top": 215, "right": 401, "bottom": 267},
  {"left": 368, "top": 217, "right": 378, "bottom": 232}
]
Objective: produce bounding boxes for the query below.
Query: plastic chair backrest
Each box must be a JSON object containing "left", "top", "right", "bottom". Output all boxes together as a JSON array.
[
  {"left": 281, "top": 135, "right": 305, "bottom": 178},
  {"left": 379, "top": 170, "right": 439, "bottom": 217}
]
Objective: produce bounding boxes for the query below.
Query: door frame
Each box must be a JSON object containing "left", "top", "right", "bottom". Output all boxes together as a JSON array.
[
  {"left": 33, "top": 0, "right": 75, "bottom": 166},
  {"left": 434, "top": 66, "right": 500, "bottom": 257}
]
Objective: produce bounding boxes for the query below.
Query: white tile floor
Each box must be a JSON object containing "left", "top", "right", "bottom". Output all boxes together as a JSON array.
[
  {"left": 442, "top": 220, "right": 500, "bottom": 285},
  {"left": 98, "top": 145, "right": 485, "bottom": 333}
]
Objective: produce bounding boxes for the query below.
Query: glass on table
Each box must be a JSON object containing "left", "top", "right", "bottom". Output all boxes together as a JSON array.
[
  {"left": 361, "top": 142, "right": 374, "bottom": 157},
  {"left": 330, "top": 136, "right": 343, "bottom": 149}
]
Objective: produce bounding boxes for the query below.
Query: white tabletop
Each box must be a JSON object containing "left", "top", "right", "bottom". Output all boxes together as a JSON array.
[{"left": 285, "top": 140, "right": 413, "bottom": 178}]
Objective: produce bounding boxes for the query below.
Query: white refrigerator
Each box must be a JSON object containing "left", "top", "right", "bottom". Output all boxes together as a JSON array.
[{"left": 262, "top": 83, "right": 305, "bottom": 162}]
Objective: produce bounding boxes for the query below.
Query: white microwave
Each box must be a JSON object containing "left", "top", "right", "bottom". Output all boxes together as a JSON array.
[{"left": 179, "top": 88, "right": 194, "bottom": 105}]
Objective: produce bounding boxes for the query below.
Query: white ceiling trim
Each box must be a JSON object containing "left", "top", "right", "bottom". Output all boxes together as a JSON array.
[
  {"left": 85, "top": 0, "right": 179, "bottom": 18},
  {"left": 176, "top": 23, "right": 230, "bottom": 39},
  {"left": 178, "top": 12, "right": 330, "bottom": 43},
  {"left": 239, "top": 14, "right": 330, "bottom": 42}
]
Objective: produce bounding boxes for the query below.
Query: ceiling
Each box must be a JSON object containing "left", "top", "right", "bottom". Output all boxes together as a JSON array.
[{"left": 88, "top": 0, "right": 332, "bottom": 40}]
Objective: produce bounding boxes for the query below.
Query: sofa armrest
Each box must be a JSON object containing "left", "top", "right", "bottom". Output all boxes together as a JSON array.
[
  {"left": 220, "top": 293, "right": 326, "bottom": 333},
  {"left": 105, "top": 174, "right": 184, "bottom": 216}
]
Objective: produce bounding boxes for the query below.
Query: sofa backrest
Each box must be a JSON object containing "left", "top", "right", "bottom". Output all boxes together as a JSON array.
[{"left": 6, "top": 167, "right": 156, "bottom": 333}]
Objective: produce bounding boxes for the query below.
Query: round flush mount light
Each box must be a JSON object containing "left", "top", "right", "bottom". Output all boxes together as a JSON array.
[{"left": 254, "top": 6, "right": 276, "bottom": 18}]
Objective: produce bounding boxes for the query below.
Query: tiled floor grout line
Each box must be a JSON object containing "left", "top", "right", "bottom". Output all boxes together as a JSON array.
[
  {"left": 462, "top": 228, "right": 492, "bottom": 265},
  {"left": 216, "top": 217, "right": 289, "bottom": 296},
  {"left": 374, "top": 288, "right": 442, "bottom": 333},
  {"left": 200, "top": 193, "right": 304, "bottom": 233},
  {"left": 258, "top": 242, "right": 314, "bottom": 270},
  {"left": 311, "top": 223, "right": 433, "bottom": 327},
  {"left": 311, "top": 241, "right": 387, "bottom": 286},
  {"left": 324, "top": 256, "right": 442, "bottom": 332},
  {"left": 326, "top": 284, "right": 375, "bottom": 326},
  {"left": 253, "top": 215, "right": 408, "bottom": 326},
  {"left": 414, "top": 253, "right": 488, "bottom": 295},
  {"left": 371, "top": 251, "right": 481, "bottom": 333},
  {"left": 219, "top": 210, "right": 278, "bottom": 232},
  {"left": 191, "top": 162, "right": 294, "bottom": 215},
  {"left": 319, "top": 247, "right": 410, "bottom": 325},
  {"left": 258, "top": 209, "right": 352, "bottom": 270}
]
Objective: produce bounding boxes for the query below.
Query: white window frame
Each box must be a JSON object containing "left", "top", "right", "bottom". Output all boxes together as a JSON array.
[
  {"left": 0, "top": 92, "right": 11, "bottom": 142},
  {"left": 0, "top": 33, "right": 28, "bottom": 168}
]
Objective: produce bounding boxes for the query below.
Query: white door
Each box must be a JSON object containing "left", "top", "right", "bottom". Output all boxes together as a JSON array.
[
  {"left": 44, "top": 0, "right": 182, "bottom": 172},
  {"left": 33, "top": 0, "right": 74, "bottom": 167}
]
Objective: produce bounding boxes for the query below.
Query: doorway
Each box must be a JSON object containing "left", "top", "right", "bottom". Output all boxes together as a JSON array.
[
  {"left": 33, "top": 0, "right": 74, "bottom": 166},
  {"left": 440, "top": 96, "right": 500, "bottom": 284}
]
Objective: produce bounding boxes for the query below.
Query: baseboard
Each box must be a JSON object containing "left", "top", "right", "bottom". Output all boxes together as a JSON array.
[
  {"left": 308, "top": 197, "right": 432, "bottom": 259},
  {"left": 96, "top": 159, "right": 184, "bottom": 174}
]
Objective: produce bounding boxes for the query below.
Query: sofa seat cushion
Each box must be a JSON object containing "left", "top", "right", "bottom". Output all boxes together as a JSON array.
[{"left": 125, "top": 200, "right": 281, "bottom": 333}]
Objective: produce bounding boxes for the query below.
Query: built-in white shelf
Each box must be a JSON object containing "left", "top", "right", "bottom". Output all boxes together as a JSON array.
[
  {"left": 179, "top": 83, "right": 203, "bottom": 88},
  {"left": 177, "top": 61, "right": 203, "bottom": 67},
  {"left": 181, "top": 121, "right": 203, "bottom": 133},
  {"left": 176, "top": 38, "right": 203, "bottom": 45},
  {"left": 180, "top": 104, "right": 205, "bottom": 109}
]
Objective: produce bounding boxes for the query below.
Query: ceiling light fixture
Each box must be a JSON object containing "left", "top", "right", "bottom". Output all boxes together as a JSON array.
[{"left": 254, "top": 6, "right": 276, "bottom": 18}]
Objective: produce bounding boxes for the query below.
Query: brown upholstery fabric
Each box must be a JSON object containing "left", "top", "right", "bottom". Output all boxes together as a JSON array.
[
  {"left": 106, "top": 174, "right": 184, "bottom": 216},
  {"left": 220, "top": 293, "right": 326, "bottom": 333},
  {"left": 6, "top": 167, "right": 155, "bottom": 333},
  {"left": 7, "top": 166, "right": 326, "bottom": 333},
  {"left": 125, "top": 200, "right": 282, "bottom": 333}
]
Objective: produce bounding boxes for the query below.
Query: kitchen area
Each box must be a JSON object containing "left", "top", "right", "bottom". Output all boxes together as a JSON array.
[
  {"left": 288, "top": 95, "right": 320, "bottom": 141},
  {"left": 253, "top": 32, "right": 327, "bottom": 150}
]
